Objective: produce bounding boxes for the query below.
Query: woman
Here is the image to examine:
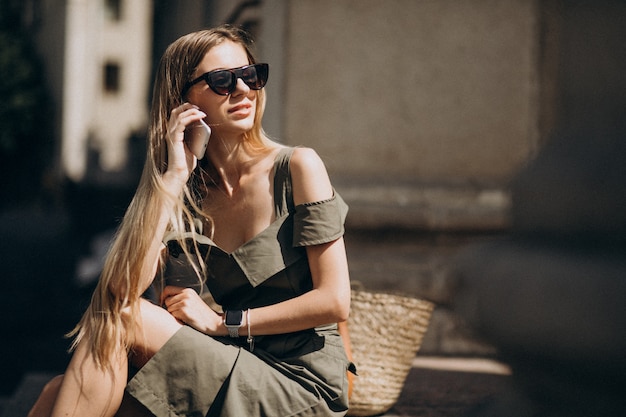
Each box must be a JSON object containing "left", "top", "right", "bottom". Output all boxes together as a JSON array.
[{"left": 29, "top": 25, "right": 353, "bottom": 417}]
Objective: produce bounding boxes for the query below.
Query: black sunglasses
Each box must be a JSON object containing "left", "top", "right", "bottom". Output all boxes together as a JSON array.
[{"left": 182, "top": 63, "right": 269, "bottom": 97}]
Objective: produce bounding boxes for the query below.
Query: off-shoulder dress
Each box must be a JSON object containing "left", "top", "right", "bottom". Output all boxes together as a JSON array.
[{"left": 126, "top": 147, "right": 353, "bottom": 417}]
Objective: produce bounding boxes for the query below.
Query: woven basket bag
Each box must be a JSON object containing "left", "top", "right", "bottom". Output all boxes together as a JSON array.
[{"left": 346, "top": 288, "right": 435, "bottom": 416}]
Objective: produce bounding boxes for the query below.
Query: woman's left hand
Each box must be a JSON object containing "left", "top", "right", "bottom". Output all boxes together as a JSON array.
[{"left": 161, "top": 286, "right": 224, "bottom": 335}]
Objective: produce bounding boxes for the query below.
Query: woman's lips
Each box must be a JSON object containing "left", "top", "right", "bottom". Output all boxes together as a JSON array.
[{"left": 228, "top": 103, "right": 252, "bottom": 115}]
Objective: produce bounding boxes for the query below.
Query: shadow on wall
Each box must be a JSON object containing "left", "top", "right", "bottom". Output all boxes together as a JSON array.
[
  {"left": 454, "top": 127, "right": 626, "bottom": 417},
  {"left": 453, "top": 2, "right": 626, "bottom": 415}
]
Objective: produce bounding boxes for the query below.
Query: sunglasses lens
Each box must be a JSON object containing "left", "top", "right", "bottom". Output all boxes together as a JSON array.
[
  {"left": 207, "top": 70, "right": 235, "bottom": 95},
  {"left": 241, "top": 64, "right": 268, "bottom": 90},
  {"left": 204, "top": 64, "right": 269, "bottom": 95}
]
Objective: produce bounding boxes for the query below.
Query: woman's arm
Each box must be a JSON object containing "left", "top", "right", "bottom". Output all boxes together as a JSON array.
[
  {"left": 163, "top": 147, "right": 351, "bottom": 336},
  {"left": 245, "top": 147, "right": 351, "bottom": 335},
  {"left": 108, "top": 103, "right": 206, "bottom": 297}
]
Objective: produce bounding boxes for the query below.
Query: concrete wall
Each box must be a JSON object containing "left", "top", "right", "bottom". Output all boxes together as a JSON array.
[
  {"left": 283, "top": 0, "right": 539, "bottom": 182},
  {"left": 276, "top": 0, "right": 541, "bottom": 231}
]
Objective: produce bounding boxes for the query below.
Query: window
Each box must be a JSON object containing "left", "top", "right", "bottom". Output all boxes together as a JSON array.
[
  {"left": 105, "top": 0, "right": 122, "bottom": 21},
  {"left": 104, "top": 62, "right": 121, "bottom": 93}
]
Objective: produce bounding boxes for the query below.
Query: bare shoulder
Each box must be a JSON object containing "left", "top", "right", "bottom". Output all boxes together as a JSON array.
[
  {"left": 290, "top": 147, "right": 326, "bottom": 174},
  {"left": 290, "top": 147, "right": 333, "bottom": 205}
]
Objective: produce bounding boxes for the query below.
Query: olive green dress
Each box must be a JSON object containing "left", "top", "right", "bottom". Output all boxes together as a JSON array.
[{"left": 126, "top": 147, "right": 353, "bottom": 417}]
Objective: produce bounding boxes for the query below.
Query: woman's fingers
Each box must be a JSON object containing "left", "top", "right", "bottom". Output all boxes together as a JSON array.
[
  {"left": 161, "top": 286, "right": 199, "bottom": 314},
  {"left": 160, "top": 285, "right": 184, "bottom": 306},
  {"left": 164, "top": 103, "right": 207, "bottom": 179},
  {"left": 160, "top": 286, "right": 220, "bottom": 334},
  {"left": 167, "top": 104, "right": 206, "bottom": 142}
]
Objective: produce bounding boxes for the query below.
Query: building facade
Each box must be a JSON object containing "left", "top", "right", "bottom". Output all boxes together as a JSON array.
[{"left": 36, "top": 0, "right": 152, "bottom": 182}]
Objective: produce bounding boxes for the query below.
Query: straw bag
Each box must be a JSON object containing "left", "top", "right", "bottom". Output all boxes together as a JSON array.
[{"left": 346, "top": 286, "right": 435, "bottom": 416}]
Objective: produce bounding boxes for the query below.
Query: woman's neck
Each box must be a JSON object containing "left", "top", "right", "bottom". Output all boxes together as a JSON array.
[{"left": 203, "top": 134, "right": 275, "bottom": 198}]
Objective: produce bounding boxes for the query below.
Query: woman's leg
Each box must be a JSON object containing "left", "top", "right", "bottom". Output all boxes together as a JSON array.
[
  {"left": 28, "top": 299, "right": 183, "bottom": 417},
  {"left": 47, "top": 339, "right": 128, "bottom": 417},
  {"left": 27, "top": 375, "right": 63, "bottom": 417},
  {"left": 28, "top": 377, "right": 155, "bottom": 417}
]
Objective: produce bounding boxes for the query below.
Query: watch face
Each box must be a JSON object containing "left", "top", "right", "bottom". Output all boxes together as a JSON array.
[{"left": 225, "top": 310, "right": 243, "bottom": 326}]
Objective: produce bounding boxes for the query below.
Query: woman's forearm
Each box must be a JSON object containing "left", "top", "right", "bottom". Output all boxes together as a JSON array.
[{"left": 241, "top": 238, "right": 351, "bottom": 336}]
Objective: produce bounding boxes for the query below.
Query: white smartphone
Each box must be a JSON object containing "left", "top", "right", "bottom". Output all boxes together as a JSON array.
[{"left": 184, "top": 120, "right": 211, "bottom": 159}]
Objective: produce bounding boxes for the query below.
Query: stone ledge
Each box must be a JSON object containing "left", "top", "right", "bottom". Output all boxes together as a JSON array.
[
  {"left": 337, "top": 184, "right": 511, "bottom": 232},
  {"left": 7, "top": 358, "right": 510, "bottom": 417}
]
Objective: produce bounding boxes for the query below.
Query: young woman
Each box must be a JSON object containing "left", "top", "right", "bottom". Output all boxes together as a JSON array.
[{"left": 29, "top": 25, "right": 353, "bottom": 417}]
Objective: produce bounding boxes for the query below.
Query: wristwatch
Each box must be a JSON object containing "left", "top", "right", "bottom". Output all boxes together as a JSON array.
[{"left": 224, "top": 310, "right": 244, "bottom": 338}]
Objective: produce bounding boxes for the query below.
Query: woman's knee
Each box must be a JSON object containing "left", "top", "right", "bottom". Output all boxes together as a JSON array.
[
  {"left": 126, "top": 298, "right": 182, "bottom": 367},
  {"left": 121, "top": 299, "right": 180, "bottom": 334}
]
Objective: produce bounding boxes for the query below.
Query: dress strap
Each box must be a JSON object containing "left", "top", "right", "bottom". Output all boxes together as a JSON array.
[{"left": 273, "top": 147, "right": 296, "bottom": 216}]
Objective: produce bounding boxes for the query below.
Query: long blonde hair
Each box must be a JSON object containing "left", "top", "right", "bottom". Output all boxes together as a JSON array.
[{"left": 69, "top": 25, "right": 270, "bottom": 371}]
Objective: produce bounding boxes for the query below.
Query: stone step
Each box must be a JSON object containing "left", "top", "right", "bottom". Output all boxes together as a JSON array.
[{"left": 1, "top": 373, "right": 55, "bottom": 417}]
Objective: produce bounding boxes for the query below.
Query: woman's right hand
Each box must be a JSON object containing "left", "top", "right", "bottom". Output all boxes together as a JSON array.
[
  {"left": 163, "top": 103, "right": 207, "bottom": 188},
  {"left": 161, "top": 286, "right": 226, "bottom": 336}
]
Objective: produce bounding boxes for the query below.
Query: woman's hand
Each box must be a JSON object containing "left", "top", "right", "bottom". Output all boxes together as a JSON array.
[
  {"left": 161, "top": 286, "right": 224, "bottom": 335},
  {"left": 163, "top": 103, "right": 207, "bottom": 187}
]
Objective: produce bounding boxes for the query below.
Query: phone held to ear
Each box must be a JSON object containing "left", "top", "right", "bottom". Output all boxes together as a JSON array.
[{"left": 184, "top": 120, "right": 211, "bottom": 159}]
